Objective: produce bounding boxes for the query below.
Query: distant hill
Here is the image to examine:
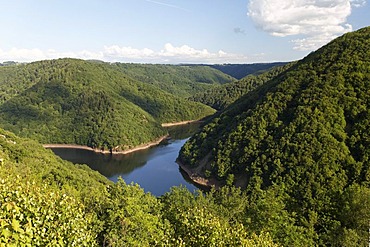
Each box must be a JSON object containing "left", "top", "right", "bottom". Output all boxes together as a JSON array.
[
  {"left": 112, "top": 63, "right": 235, "bottom": 97},
  {"left": 0, "top": 58, "right": 215, "bottom": 150},
  {"left": 179, "top": 27, "right": 370, "bottom": 245},
  {"left": 0, "top": 61, "right": 18, "bottom": 66},
  {"left": 190, "top": 63, "right": 294, "bottom": 110},
  {"left": 186, "top": 62, "right": 288, "bottom": 80}
]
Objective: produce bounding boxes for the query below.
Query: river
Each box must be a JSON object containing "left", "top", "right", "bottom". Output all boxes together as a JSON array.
[{"left": 50, "top": 123, "right": 201, "bottom": 196}]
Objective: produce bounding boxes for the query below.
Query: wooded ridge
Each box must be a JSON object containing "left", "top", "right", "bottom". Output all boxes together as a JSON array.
[
  {"left": 179, "top": 26, "right": 370, "bottom": 245},
  {"left": 0, "top": 59, "right": 215, "bottom": 151}
]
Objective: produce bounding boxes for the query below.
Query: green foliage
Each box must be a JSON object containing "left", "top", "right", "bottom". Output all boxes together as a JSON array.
[
  {"left": 190, "top": 62, "right": 294, "bottom": 110},
  {"left": 0, "top": 128, "right": 110, "bottom": 198},
  {"left": 0, "top": 59, "right": 215, "bottom": 150},
  {"left": 180, "top": 26, "right": 370, "bottom": 245},
  {"left": 160, "top": 186, "right": 279, "bottom": 246},
  {"left": 101, "top": 179, "right": 170, "bottom": 247},
  {"left": 332, "top": 184, "right": 370, "bottom": 246},
  {"left": 0, "top": 128, "right": 108, "bottom": 245},
  {"left": 0, "top": 176, "right": 98, "bottom": 247},
  {"left": 2, "top": 27, "right": 370, "bottom": 247},
  {"left": 112, "top": 63, "right": 235, "bottom": 97},
  {"left": 0, "top": 128, "right": 280, "bottom": 246}
]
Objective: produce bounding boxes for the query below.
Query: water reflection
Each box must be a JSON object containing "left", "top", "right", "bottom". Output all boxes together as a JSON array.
[{"left": 51, "top": 123, "right": 203, "bottom": 196}]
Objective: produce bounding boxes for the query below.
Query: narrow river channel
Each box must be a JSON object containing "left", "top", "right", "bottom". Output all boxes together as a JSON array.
[{"left": 50, "top": 123, "right": 201, "bottom": 196}]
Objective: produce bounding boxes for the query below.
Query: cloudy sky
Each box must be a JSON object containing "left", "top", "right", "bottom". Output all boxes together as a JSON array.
[{"left": 0, "top": 0, "right": 369, "bottom": 64}]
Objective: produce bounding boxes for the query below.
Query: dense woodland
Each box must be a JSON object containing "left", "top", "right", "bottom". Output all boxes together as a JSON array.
[
  {"left": 111, "top": 63, "right": 235, "bottom": 97},
  {"left": 180, "top": 26, "right": 370, "bottom": 245},
  {"left": 190, "top": 63, "right": 295, "bottom": 110},
  {"left": 0, "top": 59, "right": 216, "bottom": 151},
  {"left": 1, "top": 26, "right": 370, "bottom": 246}
]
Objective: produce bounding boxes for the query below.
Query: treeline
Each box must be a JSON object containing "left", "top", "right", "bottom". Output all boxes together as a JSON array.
[
  {"left": 0, "top": 59, "right": 215, "bottom": 150},
  {"left": 190, "top": 63, "right": 294, "bottom": 110},
  {"left": 179, "top": 26, "right": 370, "bottom": 245}
]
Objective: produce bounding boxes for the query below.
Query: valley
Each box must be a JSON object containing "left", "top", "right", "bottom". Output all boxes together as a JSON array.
[{"left": 1, "top": 27, "right": 370, "bottom": 246}]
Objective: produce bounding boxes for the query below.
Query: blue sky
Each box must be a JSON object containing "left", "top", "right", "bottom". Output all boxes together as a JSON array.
[{"left": 0, "top": 0, "right": 369, "bottom": 64}]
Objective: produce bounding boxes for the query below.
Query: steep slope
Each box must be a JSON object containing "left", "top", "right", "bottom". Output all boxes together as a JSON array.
[
  {"left": 112, "top": 63, "right": 235, "bottom": 97},
  {"left": 179, "top": 27, "right": 370, "bottom": 245},
  {"left": 190, "top": 62, "right": 294, "bottom": 110},
  {"left": 0, "top": 59, "right": 215, "bottom": 150},
  {"left": 0, "top": 128, "right": 111, "bottom": 246},
  {"left": 0, "top": 127, "right": 110, "bottom": 192}
]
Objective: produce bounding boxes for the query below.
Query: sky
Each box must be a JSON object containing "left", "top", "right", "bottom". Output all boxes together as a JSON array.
[{"left": 0, "top": 0, "right": 369, "bottom": 64}]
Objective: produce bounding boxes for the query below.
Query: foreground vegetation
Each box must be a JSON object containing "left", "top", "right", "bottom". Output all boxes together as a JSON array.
[
  {"left": 0, "top": 128, "right": 280, "bottom": 246},
  {"left": 180, "top": 27, "right": 370, "bottom": 245}
]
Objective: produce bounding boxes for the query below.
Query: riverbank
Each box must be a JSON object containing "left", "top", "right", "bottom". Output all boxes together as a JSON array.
[
  {"left": 161, "top": 120, "right": 202, "bottom": 127},
  {"left": 43, "top": 135, "right": 169, "bottom": 155},
  {"left": 177, "top": 160, "right": 221, "bottom": 189},
  {"left": 44, "top": 119, "right": 202, "bottom": 155}
]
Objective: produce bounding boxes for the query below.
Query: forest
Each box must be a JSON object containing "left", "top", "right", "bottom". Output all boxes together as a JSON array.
[
  {"left": 1, "top": 26, "right": 370, "bottom": 246},
  {"left": 0, "top": 59, "right": 217, "bottom": 151},
  {"left": 190, "top": 62, "right": 294, "bottom": 110},
  {"left": 179, "top": 26, "right": 370, "bottom": 245},
  {"left": 111, "top": 63, "right": 235, "bottom": 97}
]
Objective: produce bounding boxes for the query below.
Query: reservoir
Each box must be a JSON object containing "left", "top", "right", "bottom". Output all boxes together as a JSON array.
[{"left": 50, "top": 123, "right": 201, "bottom": 196}]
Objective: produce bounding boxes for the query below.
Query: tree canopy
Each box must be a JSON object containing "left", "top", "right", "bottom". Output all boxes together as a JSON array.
[
  {"left": 179, "top": 26, "right": 370, "bottom": 245},
  {"left": 0, "top": 59, "right": 215, "bottom": 150},
  {"left": 111, "top": 63, "right": 235, "bottom": 98},
  {"left": 190, "top": 63, "right": 294, "bottom": 110}
]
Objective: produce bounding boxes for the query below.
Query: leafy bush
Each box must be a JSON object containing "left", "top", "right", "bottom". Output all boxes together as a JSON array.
[{"left": 0, "top": 176, "right": 98, "bottom": 246}]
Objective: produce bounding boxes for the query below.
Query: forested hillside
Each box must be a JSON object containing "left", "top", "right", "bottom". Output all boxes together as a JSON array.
[
  {"left": 0, "top": 59, "right": 215, "bottom": 150},
  {"left": 179, "top": 27, "right": 370, "bottom": 245},
  {"left": 190, "top": 63, "right": 294, "bottom": 110},
  {"left": 112, "top": 63, "right": 235, "bottom": 97}
]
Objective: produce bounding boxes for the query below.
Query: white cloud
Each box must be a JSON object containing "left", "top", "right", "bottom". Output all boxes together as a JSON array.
[
  {"left": 350, "top": 0, "right": 366, "bottom": 7},
  {"left": 160, "top": 43, "right": 211, "bottom": 59},
  {"left": 0, "top": 48, "right": 99, "bottom": 62},
  {"left": 247, "top": 0, "right": 367, "bottom": 50},
  {"left": 0, "top": 44, "right": 252, "bottom": 64},
  {"left": 103, "top": 45, "right": 155, "bottom": 59}
]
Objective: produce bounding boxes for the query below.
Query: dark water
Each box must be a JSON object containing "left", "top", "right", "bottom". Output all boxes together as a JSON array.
[{"left": 50, "top": 123, "right": 201, "bottom": 196}]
